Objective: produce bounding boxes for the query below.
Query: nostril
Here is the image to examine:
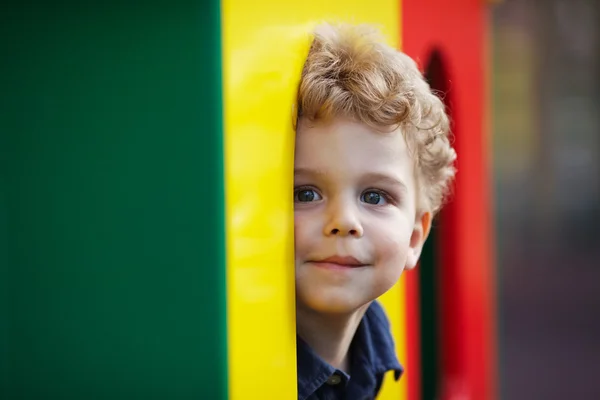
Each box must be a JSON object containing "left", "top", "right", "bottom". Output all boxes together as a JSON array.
[
  {"left": 349, "top": 229, "right": 357, "bottom": 235},
  {"left": 331, "top": 228, "right": 339, "bottom": 235}
]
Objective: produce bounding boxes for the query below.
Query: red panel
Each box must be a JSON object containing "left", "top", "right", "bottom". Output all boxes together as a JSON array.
[{"left": 401, "top": 1, "right": 497, "bottom": 400}]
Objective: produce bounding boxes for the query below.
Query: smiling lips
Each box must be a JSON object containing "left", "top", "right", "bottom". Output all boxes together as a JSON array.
[{"left": 310, "top": 255, "right": 368, "bottom": 269}]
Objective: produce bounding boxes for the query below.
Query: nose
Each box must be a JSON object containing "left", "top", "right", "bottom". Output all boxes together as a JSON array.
[{"left": 323, "top": 200, "right": 364, "bottom": 238}]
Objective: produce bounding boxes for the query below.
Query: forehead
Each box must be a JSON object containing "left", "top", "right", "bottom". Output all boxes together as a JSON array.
[{"left": 295, "top": 118, "right": 413, "bottom": 177}]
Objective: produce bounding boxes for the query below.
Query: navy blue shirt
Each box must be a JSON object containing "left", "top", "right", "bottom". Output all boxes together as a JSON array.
[{"left": 296, "top": 301, "right": 403, "bottom": 400}]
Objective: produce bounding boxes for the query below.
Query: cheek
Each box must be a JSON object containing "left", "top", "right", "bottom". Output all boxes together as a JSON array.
[
  {"left": 374, "top": 229, "right": 411, "bottom": 293},
  {"left": 293, "top": 212, "right": 317, "bottom": 256},
  {"left": 370, "top": 219, "right": 412, "bottom": 265}
]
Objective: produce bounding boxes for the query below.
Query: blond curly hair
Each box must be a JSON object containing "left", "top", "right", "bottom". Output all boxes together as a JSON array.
[{"left": 296, "top": 22, "right": 456, "bottom": 214}]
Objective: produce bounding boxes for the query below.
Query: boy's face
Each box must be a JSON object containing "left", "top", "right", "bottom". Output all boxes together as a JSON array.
[{"left": 294, "top": 117, "right": 430, "bottom": 314}]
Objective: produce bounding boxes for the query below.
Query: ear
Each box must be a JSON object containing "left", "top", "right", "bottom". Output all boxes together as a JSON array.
[{"left": 405, "top": 211, "right": 432, "bottom": 270}]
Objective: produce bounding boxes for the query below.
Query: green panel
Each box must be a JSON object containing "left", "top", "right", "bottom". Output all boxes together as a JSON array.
[
  {"left": 420, "top": 52, "right": 447, "bottom": 400},
  {"left": 419, "top": 226, "right": 439, "bottom": 400},
  {"left": 1, "top": 3, "right": 226, "bottom": 399}
]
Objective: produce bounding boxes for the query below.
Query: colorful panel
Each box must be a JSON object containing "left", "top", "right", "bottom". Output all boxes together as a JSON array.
[
  {"left": 221, "top": 1, "right": 407, "bottom": 399},
  {"left": 1, "top": 3, "right": 226, "bottom": 398},
  {"left": 402, "top": 0, "right": 497, "bottom": 399}
]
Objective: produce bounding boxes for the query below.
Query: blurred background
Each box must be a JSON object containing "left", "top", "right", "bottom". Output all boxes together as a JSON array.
[{"left": 492, "top": 0, "right": 600, "bottom": 398}]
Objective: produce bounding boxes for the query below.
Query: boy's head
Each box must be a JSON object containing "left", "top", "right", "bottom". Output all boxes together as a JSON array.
[{"left": 293, "top": 23, "right": 456, "bottom": 314}]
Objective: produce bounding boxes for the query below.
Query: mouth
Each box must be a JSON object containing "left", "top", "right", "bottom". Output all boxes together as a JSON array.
[{"left": 309, "top": 255, "right": 369, "bottom": 269}]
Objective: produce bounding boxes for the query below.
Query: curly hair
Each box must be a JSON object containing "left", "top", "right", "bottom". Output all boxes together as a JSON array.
[{"left": 296, "top": 22, "right": 456, "bottom": 214}]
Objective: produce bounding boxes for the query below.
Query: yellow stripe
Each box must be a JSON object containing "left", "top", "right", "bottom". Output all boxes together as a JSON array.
[{"left": 222, "top": 2, "right": 404, "bottom": 399}]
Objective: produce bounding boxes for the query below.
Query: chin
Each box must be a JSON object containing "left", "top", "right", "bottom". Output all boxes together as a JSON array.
[{"left": 297, "top": 289, "right": 367, "bottom": 315}]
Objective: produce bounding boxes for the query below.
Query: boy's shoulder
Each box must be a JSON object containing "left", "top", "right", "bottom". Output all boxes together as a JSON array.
[
  {"left": 364, "top": 300, "right": 391, "bottom": 329},
  {"left": 296, "top": 301, "right": 403, "bottom": 400},
  {"left": 358, "top": 300, "right": 403, "bottom": 378}
]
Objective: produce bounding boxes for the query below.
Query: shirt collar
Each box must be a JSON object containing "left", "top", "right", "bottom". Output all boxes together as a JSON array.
[
  {"left": 357, "top": 300, "right": 403, "bottom": 379},
  {"left": 296, "top": 335, "right": 340, "bottom": 400},
  {"left": 296, "top": 301, "right": 403, "bottom": 400}
]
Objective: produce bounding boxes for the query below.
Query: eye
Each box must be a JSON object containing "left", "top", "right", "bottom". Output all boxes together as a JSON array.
[
  {"left": 294, "top": 188, "right": 322, "bottom": 203},
  {"left": 361, "top": 190, "right": 387, "bottom": 205}
]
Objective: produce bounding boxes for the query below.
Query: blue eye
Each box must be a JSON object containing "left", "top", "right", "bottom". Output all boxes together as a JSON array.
[
  {"left": 294, "top": 188, "right": 322, "bottom": 203},
  {"left": 361, "top": 191, "right": 387, "bottom": 205}
]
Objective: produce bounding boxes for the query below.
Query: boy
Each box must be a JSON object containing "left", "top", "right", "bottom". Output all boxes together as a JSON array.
[{"left": 294, "top": 23, "right": 456, "bottom": 399}]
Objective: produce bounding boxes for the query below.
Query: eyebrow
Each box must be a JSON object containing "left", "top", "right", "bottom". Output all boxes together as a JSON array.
[
  {"left": 361, "top": 172, "right": 408, "bottom": 194},
  {"left": 294, "top": 168, "right": 408, "bottom": 193},
  {"left": 294, "top": 168, "right": 329, "bottom": 178}
]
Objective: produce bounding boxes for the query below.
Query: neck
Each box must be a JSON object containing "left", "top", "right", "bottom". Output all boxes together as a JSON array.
[{"left": 296, "top": 302, "right": 371, "bottom": 373}]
